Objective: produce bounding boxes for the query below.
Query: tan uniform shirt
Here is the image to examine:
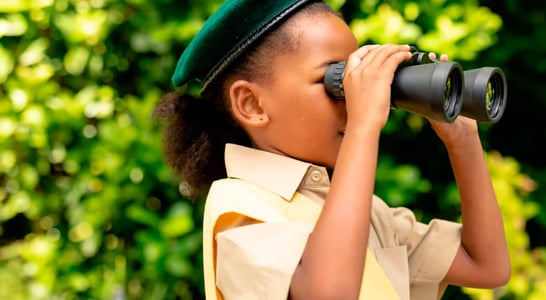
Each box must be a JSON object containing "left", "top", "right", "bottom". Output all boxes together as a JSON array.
[{"left": 206, "top": 144, "right": 461, "bottom": 299}]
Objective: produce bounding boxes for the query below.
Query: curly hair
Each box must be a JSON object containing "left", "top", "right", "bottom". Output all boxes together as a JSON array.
[{"left": 153, "top": 2, "right": 337, "bottom": 199}]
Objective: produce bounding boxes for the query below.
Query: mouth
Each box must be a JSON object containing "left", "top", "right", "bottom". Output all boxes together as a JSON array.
[{"left": 339, "top": 130, "right": 345, "bottom": 137}]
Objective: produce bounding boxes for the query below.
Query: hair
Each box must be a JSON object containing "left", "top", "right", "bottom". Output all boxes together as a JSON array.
[{"left": 153, "top": 2, "right": 338, "bottom": 199}]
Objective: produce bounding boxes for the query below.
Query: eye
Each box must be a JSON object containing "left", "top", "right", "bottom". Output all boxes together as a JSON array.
[
  {"left": 313, "top": 72, "right": 326, "bottom": 84},
  {"left": 315, "top": 76, "right": 325, "bottom": 84}
]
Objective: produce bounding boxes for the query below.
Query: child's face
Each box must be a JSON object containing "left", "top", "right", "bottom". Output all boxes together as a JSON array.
[{"left": 256, "top": 12, "right": 358, "bottom": 168}]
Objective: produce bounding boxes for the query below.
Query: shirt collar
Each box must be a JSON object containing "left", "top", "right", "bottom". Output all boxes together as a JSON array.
[{"left": 224, "top": 143, "right": 329, "bottom": 201}]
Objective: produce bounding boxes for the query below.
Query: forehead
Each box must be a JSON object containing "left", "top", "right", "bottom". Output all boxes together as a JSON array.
[{"left": 285, "top": 12, "right": 358, "bottom": 61}]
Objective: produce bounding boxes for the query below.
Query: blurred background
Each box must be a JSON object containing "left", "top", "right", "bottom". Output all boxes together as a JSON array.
[{"left": 0, "top": 0, "right": 544, "bottom": 299}]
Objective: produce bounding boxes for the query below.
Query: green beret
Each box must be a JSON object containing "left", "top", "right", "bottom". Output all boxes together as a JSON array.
[{"left": 171, "top": 0, "right": 319, "bottom": 93}]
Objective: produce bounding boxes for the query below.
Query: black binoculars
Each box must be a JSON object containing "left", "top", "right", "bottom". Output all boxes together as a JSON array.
[{"left": 324, "top": 48, "right": 507, "bottom": 123}]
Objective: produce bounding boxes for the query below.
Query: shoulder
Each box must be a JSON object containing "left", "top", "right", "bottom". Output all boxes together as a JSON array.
[
  {"left": 208, "top": 177, "right": 284, "bottom": 198},
  {"left": 205, "top": 178, "right": 288, "bottom": 223}
]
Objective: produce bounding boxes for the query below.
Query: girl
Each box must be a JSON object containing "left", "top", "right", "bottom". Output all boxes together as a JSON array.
[{"left": 154, "top": 0, "right": 511, "bottom": 299}]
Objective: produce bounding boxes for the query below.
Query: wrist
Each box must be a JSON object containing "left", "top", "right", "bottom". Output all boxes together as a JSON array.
[{"left": 344, "top": 120, "right": 384, "bottom": 139}]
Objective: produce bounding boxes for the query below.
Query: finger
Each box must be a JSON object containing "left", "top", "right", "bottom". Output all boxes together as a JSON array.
[
  {"left": 428, "top": 52, "right": 449, "bottom": 62},
  {"left": 347, "top": 44, "right": 408, "bottom": 70},
  {"left": 346, "top": 44, "right": 381, "bottom": 71},
  {"left": 352, "top": 44, "right": 381, "bottom": 60},
  {"left": 360, "top": 44, "right": 412, "bottom": 72}
]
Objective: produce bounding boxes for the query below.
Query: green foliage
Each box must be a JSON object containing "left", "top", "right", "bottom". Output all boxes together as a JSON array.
[
  {"left": 462, "top": 153, "right": 546, "bottom": 299},
  {"left": 0, "top": 0, "right": 210, "bottom": 298},
  {"left": 476, "top": 0, "right": 546, "bottom": 255},
  {"left": 347, "top": 0, "right": 502, "bottom": 60},
  {"left": 1, "top": 0, "right": 545, "bottom": 299}
]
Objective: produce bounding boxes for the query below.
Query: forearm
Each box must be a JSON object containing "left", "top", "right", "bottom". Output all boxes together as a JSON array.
[
  {"left": 446, "top": 134, "right": 510, "bottom": 285},
  {"left": 290, "top": 127, "right": 380, "bottom": 299}
]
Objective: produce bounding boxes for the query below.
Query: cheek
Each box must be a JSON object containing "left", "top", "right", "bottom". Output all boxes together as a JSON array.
[{"left": 312, "top": 98, "right": 344, "bottom": 127}]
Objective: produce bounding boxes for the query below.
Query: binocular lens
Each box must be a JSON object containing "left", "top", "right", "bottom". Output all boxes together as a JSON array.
[
  {"left": 461, "top": 67, "right": 507, "bottom": 122},
  {"left": 443, "top": 73, "right": 462, "bottom": 121},
  {"left": 486, "top": 82, "right": 494, "bottom": 112},
  {"left": 444, "top": 77, "right": 452, "bottom": 110},
  {"left": 486, "top": 73, "right": 504, "bottom": 118}
]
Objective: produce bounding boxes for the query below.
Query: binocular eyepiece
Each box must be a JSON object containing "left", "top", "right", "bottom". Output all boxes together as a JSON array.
[{"left": 324, "top": 48, "right": 507, "bottom": 123}]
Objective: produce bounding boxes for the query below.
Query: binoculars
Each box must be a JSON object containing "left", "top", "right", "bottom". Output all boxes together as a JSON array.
[{"left": 324, "top": 48, "right": 507, "bottom": 123}]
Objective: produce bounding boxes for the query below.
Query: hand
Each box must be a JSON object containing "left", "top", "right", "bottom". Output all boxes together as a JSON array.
[
  {"left": 427, "top": 52, "right": 479, "bottom": 147},
  {"left": 343, "top": 44, "right": 412, "bottom": 132}
]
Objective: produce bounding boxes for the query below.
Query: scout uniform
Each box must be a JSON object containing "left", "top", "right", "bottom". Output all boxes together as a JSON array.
[
  {"left": 170, "top": 0, "right": 461, "bottom": 298},
  {"left": 203, "top": 144, "right": 460, "bottom": 299}
]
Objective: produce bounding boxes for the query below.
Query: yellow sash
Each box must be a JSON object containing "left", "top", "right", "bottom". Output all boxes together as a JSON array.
[{"left": 203, "top": 178, "right": 400, "bottom": 299}]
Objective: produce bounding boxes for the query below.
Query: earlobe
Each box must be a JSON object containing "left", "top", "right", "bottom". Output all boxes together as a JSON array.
[{"left": 230, "top": 80, "right": 269, "bottom": 127}]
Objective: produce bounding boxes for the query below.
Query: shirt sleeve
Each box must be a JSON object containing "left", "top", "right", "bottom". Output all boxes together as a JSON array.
[
  {"left": 215, "top": 221, "right": 313, "bottom": 300},
  {"left": 391, "top": 206, "right": 462, "bottom": 284}
]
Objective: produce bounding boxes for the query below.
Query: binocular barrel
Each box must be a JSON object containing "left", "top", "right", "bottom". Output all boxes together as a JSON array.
[{"left": 324, "top": 50, "right": 507, "bottom": 123}]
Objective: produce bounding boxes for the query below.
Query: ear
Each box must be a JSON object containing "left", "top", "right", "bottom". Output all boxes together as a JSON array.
[{"left": 229, "top": 80, "right": 269, "bottom": 127}]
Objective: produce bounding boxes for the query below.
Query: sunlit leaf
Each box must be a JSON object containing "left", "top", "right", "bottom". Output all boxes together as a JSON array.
[
  {"left": 0, "top": 46, "right": 15, "bottom": 82},
  {"left": 126, "top": 204, "right": 160, "bottom": 228},
  {"left": 159, "top": 202, "right": 194, "bottom": 238}
]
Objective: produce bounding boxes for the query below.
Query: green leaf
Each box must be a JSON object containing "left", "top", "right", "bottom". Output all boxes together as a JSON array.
[{"left": 159, "top": 202, "right": 194, "bottom": 238}]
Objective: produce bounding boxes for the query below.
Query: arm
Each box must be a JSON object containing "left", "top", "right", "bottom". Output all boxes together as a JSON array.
[
  {"left": 430, "top": 116, "right": 511, "bottom": 288},
  {"left": 290, "top": 44, "right": 412, "bottom": 299}
]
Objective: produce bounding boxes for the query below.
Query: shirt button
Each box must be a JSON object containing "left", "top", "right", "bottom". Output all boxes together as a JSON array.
[{"left": 310, "top": 169, "right": 322, "bottom": 182}]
